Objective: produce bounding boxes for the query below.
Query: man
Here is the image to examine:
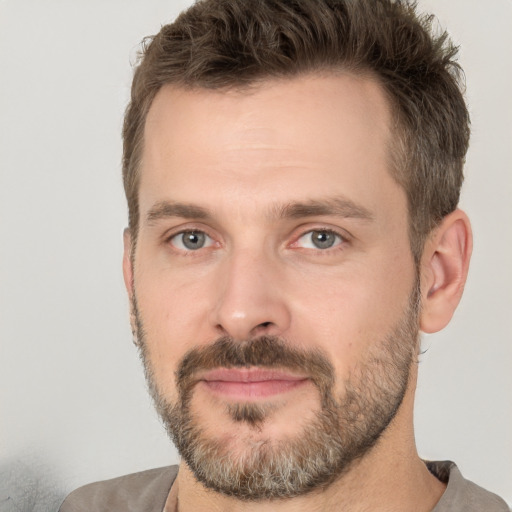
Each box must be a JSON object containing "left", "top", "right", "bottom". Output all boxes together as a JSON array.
[{"left": 59, "top": 0, "right": 510, "bottom": 510}]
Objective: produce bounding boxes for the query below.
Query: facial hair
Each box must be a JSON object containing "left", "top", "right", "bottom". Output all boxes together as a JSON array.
[{"left": 133, "top": 283, "right": 420, "bottom": 501}]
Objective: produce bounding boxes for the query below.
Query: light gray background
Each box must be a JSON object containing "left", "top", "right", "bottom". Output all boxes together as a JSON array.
[{"left": 0, "top": 1, "right": 511, "bottom": 510}]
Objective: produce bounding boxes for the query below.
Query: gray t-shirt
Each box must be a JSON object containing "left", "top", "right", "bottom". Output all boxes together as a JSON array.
[{"left": 59, "top": 461, "right": 510, "bottom": 511}]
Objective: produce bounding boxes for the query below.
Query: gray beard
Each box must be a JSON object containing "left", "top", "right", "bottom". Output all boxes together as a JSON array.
[{"left": 133, "top": 283, "right": 420, "bottom": 501}]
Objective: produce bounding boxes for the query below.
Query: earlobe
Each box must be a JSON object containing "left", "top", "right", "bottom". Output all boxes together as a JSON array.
[{"left": 419, "top": 209, "right": 473, "bottom": 333}]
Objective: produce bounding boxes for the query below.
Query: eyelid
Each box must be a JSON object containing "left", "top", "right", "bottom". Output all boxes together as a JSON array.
[
  {"left": 288, "top": 225, "right": 351, "bottom": 250},
  {"left": 162, "top": 222, "right": 214, "bottom": 240},
  {"left": 170, "top": 231, "right": 214, "bottom": 251},
  {"left": 160, "top": 222, "right": 351, "bottom": 253},
  {"left": 163, "top": 224, "right": 220, "bottom": 251}
]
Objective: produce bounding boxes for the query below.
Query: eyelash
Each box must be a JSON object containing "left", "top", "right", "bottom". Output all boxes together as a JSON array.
[
  {"left": 290, "top": 228, "right": 347, "bottom": 252},
  {"left": 165, "top": 228, "right": 216, "bottom": 253},
  {"left": 164, "top": 226, "right": 349, "bottom": 254}
]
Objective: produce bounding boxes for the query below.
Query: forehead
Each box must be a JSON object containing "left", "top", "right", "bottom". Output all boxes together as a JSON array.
[{"left": 140, "top": 73, "right": 399, "bottom": 220}]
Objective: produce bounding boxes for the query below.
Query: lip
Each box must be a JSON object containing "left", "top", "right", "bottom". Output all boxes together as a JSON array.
[{"left": 198, "top": 368, "right": 309, "bottom": 399}]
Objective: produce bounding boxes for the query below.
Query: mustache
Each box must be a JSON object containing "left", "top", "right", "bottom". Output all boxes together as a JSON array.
[{"left": 175, "top": 335, "right": 335, "bottom": 401}]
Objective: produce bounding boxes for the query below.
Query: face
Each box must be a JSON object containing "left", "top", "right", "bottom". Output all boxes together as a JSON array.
[{"left": 125, "top": 74, "right": 420, "bottom": 499}]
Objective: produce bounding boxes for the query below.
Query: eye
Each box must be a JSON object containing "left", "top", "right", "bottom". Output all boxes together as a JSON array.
[
  {"left": 295, "top": 229, "right": 343, "bottom": 250},
  {"left": 169, "top": 231, "right": 214, "bottom": 251}
]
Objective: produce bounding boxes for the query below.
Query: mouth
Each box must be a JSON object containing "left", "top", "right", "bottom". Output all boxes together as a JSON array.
[{"left": 198, "top": 368, "right": 310, "bottom": 400}]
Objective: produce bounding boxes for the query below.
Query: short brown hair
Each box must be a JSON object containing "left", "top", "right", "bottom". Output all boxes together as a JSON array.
[{"left": 123, "top": 0, "right": 470, "bottom": 261}]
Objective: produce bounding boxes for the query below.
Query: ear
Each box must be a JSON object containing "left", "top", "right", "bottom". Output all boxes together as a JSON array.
[
  {"left": 122, "top": 228, "right": 134, "bottom": 299},
  {"left": 419, "top": 209, "right": 473, "bottom": 333}
]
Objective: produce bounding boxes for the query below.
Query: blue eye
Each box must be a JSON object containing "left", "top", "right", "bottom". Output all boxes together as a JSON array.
[
  {"left": 170, "top": 231, "right": 213, "bottom": 251},
  {"left": 296, "top": 230, "right": 342, "bottom": 249}
]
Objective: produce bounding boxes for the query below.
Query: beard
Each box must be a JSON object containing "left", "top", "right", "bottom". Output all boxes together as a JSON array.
[{"left": 133, "top": 283, "right": 420, "bottom": 501}]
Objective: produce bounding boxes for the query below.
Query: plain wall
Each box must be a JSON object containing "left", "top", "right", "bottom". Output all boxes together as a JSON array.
[{"left": 0, "top": 1, "right": 510, "bottom": 510}]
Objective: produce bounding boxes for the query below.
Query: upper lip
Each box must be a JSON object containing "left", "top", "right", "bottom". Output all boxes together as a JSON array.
[{"left": 199, "top": 368, "right": 308, "bottom": 383}]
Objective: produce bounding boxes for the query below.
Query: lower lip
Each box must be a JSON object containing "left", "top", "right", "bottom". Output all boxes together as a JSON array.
[{"left": 202, "top": 379, "right": 309, "bottom": 399}]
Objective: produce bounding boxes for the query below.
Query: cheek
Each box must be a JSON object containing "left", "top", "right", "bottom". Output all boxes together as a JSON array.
[
  {"left": 135, "top": 240, "right": 215, "bottom": 328},
  {"left": 134, "top": 268, "right": 215, "bottom": 395},
  {"left": 288, "top": 252, "right": 416, "bottom": 378}
]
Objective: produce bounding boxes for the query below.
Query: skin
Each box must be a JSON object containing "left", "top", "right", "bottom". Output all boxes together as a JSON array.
[{"left": 123, "top": 73, "right": 472, "bottom": 511}]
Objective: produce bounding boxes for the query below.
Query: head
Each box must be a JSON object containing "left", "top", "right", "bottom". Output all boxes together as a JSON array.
[{"left": 121, "top": 0, "right": 472, "bottom": 501}]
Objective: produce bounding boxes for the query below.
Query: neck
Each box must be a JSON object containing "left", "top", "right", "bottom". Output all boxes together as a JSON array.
[{"left": 169, "top": 367, "right": 445, "bottom": 512}]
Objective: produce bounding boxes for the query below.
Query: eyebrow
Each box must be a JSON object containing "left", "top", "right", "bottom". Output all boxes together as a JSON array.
[
  {"left": 145, "top": 196, "right": 374, "bottom": 225},
  {"left": 274, "top": 198, "right": 374, "bottom": 222},
  {"left": 146, "top": 201, "right": 211, "bottom": 225}
]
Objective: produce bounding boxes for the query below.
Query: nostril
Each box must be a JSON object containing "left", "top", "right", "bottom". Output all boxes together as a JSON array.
[
  {"left": 253, "top": 321, "right": 275, "bottom": 335},
  {"left": 248, "top": 321, "right": 275, "bottom": 338}
]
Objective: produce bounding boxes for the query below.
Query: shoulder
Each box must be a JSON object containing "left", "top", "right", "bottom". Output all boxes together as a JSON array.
[
  {"left": 427, "top": 461, "right": 510, "bottom": 512},
  {"left": 58, "top": 466, "right": 178, "bottom": 512}
]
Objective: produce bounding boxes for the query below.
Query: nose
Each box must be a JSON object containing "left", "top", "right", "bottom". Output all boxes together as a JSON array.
[{"left": 209, "top": 248, "right": 291, "bottom": 341}]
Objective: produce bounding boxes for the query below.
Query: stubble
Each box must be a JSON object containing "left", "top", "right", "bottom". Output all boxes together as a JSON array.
[{"left": 133, "top": 283, "right": 420, "bottom": 500}]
